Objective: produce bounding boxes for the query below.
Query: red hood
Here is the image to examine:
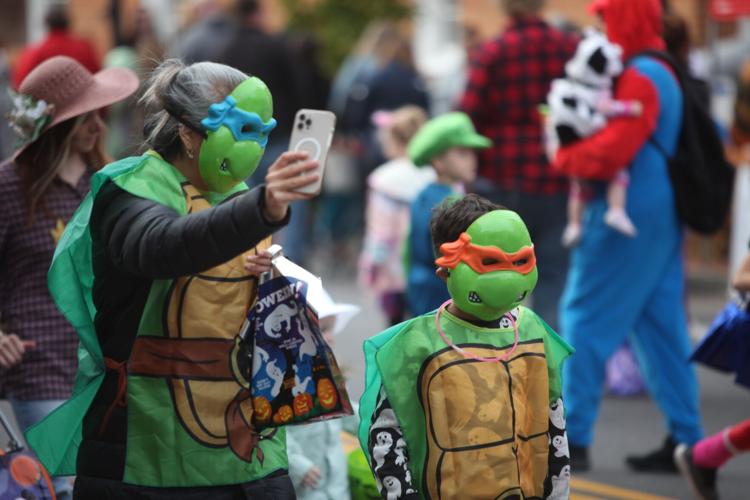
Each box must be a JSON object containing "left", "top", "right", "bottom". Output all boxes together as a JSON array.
[{"left": 589, "top": 0, "right": 665, "bottom": 58}]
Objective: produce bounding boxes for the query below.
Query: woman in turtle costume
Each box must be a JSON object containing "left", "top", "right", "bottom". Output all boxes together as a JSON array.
[{"left": 25, "top": 59, "right": 320, "bottom": 499}]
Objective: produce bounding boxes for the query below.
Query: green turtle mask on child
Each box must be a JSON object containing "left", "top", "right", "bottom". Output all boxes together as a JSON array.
[
  {"left": 196, "top": 77, "right": 277, "bottom": 193},
  {"left": 435, "top": 210, "right": 539, "bottom": 321}
]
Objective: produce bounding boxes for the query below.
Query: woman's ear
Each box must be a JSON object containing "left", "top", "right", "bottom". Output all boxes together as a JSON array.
[
  {"left": 178, "top": 124, "right": 203, "bottom": 159},
  {"left": 436, "top": 267, "right": 450, "bottom": 283},
  {"left": 178, "top": 124, "right": 193, "bottom": 156}
]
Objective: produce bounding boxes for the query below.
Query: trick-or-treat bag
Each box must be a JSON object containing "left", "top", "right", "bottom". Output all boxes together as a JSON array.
[
  {"left": 246, "top": 245, "right": 353, "bottom": 429},
  {"left": 0, "top": 409, "right": 56, "bottom": 500}
]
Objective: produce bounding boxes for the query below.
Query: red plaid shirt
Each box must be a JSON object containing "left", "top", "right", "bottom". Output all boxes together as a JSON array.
[{"left": 460, "top": 16, "right": 578, "bottom": 195}]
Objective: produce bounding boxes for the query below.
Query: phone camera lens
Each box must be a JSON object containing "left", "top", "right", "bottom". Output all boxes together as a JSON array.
[
  {"left": 305, "top": 119, "right": 312, "bottom": 128},
  {"left": 297, "top": 122, "right": 304, "bottom": 130},
  {"left": 299, "top": 114, "right": 306, "bottom": 120}
]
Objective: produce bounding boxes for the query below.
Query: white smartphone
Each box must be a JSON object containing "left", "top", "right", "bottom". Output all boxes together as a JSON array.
[{"left": 289, "top": 109, "right": 336, "bottom": 194}]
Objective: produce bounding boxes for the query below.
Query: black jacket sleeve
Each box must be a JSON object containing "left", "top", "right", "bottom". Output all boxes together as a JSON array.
[{"left": 90, "top": 181, "right": 289, "bottom": 279}]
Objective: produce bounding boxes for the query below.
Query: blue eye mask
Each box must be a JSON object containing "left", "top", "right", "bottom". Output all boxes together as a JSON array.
[{"left": 201, "top": 95, "right": 277, "bottom": 147}]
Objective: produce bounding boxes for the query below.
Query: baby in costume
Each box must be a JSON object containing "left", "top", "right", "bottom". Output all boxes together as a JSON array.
[
  {"left": 546, "top": 29, "right": 642, "bottom": 247},
  {"left": 358, "top": 194, "right": 574, "bottom": 499}
]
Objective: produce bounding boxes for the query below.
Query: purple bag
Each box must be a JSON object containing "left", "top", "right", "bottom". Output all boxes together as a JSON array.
[
  {"left": 606, "top": 343, "right": 646, "bottom": 397},
  {"left": 0, "top": 409, "right": 55, "bottom": 500},
  {"left": 691, "top": 300, "right": 750, "bottom": 390}
]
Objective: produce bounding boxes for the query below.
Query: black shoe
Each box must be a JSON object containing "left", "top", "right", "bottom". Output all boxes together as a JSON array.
[
  {"left": 674, "top": 444, "right": 719, "bottom": 500},
  {"left": 570, "top": 444, "right": 590, "bottom": 472},
  {"left": 625, "top": 436, "right": 679, "bottom": 473}
]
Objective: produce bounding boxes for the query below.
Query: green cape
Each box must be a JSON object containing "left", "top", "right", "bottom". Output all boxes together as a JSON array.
[{"left": 26, "top": 152, "right": 250, "bottom": 477}]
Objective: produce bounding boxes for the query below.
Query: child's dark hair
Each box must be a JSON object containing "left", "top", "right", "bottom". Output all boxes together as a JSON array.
[{"left": 430, "top": 194, "right": 505, "bottom": 256}]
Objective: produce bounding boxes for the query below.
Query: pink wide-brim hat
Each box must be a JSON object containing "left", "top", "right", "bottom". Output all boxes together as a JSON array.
[{"left": 12, "top": 55, "right": 140, "bottom": 157}]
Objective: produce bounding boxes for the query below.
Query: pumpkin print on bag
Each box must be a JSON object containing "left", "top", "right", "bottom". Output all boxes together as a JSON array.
[
  {"left": 293, "top": 392, "right": 314, "bottom": 417},
  {"left": 317, "top": 378, "right": 338, "bottom": 410}
]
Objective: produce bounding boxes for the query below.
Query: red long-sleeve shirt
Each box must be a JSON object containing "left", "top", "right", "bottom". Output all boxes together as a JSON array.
[
  {"left": 552, "top": 66, "right": 661, "bottom": 181},
  {"left": 12, "top": 30, "right": 100, "bottom": 89}
]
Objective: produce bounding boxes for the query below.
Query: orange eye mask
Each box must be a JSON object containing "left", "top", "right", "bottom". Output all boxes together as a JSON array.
[{"left": 435, "top": 233, "right": 537, "bottom": 275}]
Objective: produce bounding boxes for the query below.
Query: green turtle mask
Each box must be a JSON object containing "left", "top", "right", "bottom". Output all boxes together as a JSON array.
[
  {"left": 435, "top": 210, "right": 539, "bottom": 321},
  {"left": 198, "top": 77, "right": 277, "bottom": 193}
]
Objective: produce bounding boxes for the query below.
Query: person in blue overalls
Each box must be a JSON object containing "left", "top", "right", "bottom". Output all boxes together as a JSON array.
[{"left": 552, "top": 0, "right": 703, "bottom": 473}]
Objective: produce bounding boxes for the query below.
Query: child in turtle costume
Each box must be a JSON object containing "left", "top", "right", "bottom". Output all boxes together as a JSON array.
[
  {"left": 25, "top": 61, "right": 318, "bottom": 499},
  {"left": 359, "top": 194, "right": 574, "bottom": 499}
]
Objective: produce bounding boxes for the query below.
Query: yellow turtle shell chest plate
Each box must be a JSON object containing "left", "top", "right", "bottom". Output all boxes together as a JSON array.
[
  {"left": 419, "top": 340, "right": 549, "bottom": 499},
  {"left": 165, "top": 184, "right": 271, "bottom": 447}
]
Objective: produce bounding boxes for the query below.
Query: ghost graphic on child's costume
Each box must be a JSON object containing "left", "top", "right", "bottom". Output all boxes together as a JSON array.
[
  {"left": 552, "top": 433, "right": 569, "bottom": 458},
  {"left": 550, "top": 398, "right": 566, "bottom": 430},
  {"left": 394, "top": 437, "right": 407, "bottom": 466},
  {"left": 373, "top": 432, "right": 394, "bottom": 471},
  {"left": 549, "top": 465, "right": 571, "bottom": 499}
]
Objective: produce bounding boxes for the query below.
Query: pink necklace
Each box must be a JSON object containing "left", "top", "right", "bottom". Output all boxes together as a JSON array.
[{"left": 435, "top": 300, "right": 520, "bottom": 363}]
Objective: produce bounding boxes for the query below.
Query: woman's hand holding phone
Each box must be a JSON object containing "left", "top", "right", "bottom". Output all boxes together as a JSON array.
[{"left": 263, "top": 151, "right": 319, "bottom": 223}]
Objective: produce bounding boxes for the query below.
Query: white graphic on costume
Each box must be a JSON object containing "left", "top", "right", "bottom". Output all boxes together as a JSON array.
[
  {"left": 373, "top": 431, "right": 394, "bottom": 472},
  {"left": 549, "top": 465, "right": 571, "bottom": 499},
  {"left": 553, "top": 433, "right": 569, "bottom": 458},
  {"left": 266, "top": 359, "right": 284, "bottom": 397},
  {"left": 498, "top": 308, "right": 520, "bottom": 329},
  {"left": 369, "top": 387, "right": 418, "bottom": 498},
  {"left": 550, "top": 398, "right": 566, "bottom": 430},
  {"left": 394, "top": 438, "right": 407, "bottom": 466},
  {"left": 263, "top": 303, "right": 297, "bottom": 338},
  {"left": 383, "top": 476, "right": 402, "bottom": 500}
]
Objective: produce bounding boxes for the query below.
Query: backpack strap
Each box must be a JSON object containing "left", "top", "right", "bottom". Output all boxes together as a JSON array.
[
  {"left": 627, "top": 50, "right": 683, "bottom": 161},
  {"left": 626, "top": 49, "right": 685, "bottom": 86},
  {"left": 649, "top": 137, "right": 671, "bottom": 160}
]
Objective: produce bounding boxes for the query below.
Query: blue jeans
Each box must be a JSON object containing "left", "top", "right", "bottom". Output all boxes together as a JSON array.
[{"left": 8, "top": 397, "right": 73, "bottom": 499}]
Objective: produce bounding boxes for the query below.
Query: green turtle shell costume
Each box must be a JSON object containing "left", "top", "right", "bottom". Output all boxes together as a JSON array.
[
  {"left": 26, "top": 77, "right": 289, "bottom": 487},
  {"left": 358, "top": 210, "right": 574, "bottom": 499},
  {"left": 359, "top": 308, "right": 572, "bottom": 499}
]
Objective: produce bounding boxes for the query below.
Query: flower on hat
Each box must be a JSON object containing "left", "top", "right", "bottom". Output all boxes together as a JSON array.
[{"left": 6, "top": 90, "right": 56, "bottom": 147}]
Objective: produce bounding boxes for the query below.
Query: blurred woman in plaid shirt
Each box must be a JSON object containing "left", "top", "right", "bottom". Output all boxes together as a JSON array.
[{"left": 0, "top": 56, "right": 138, "bottom": 499}]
